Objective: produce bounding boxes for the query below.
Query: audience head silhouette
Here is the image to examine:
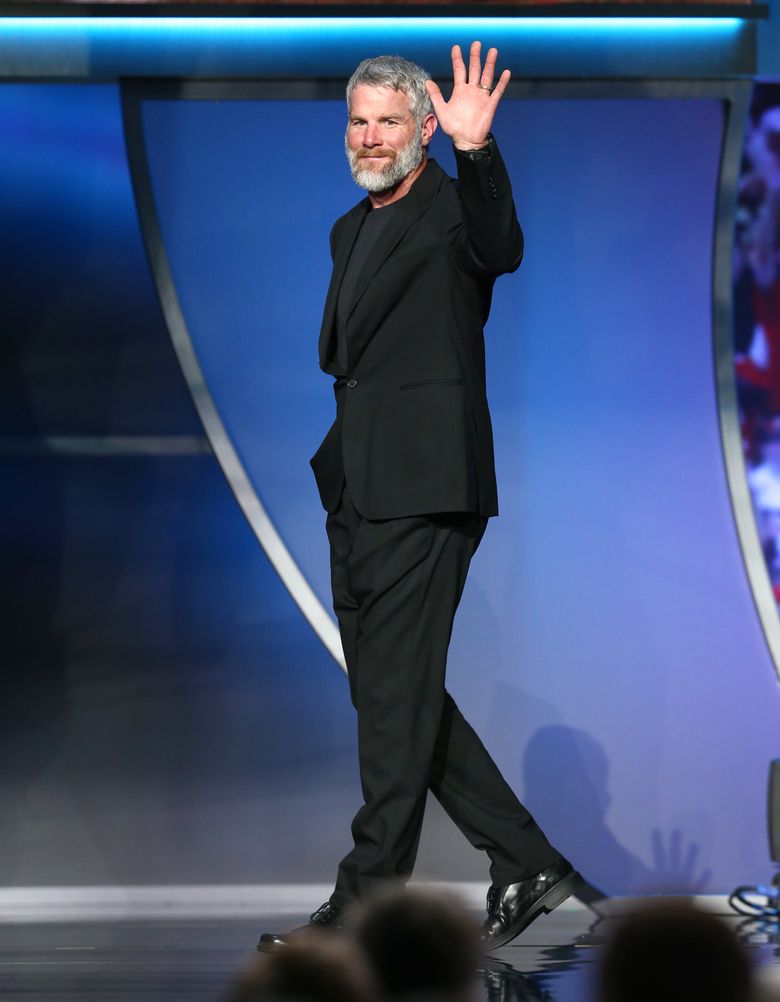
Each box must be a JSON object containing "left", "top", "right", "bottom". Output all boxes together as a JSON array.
[
  {"left": 226, "top": 930, "right": 376, "bottom": 1002},
  {"left": 355, "top": 888, "right": 481, "bottom": 1001},
  {"left": 597, "top": 900, "right": 754, "bottom": 1002}
]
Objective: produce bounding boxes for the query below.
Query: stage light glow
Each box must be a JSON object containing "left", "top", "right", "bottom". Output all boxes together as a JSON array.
[
  {"left": 0, "top": 16, "right": 749, "bottom": 83},
  {"left": 0, "top": 16, "right": 746, "bottom": 35}
]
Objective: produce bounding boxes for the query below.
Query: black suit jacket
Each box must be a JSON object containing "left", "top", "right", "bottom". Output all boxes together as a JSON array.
[{"left": 310, "top": 139, "right": 523, "bottom": 521}]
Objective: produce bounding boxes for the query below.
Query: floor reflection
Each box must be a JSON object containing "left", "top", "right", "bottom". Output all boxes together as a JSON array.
[
  {"left": 5, "top": 902, "right": 780, "bottom": 1002},
  {"left": 480, "top": 958, "right": 555, "bottom": 1002},
  {"left": 476, "top": 898, "right": 780, "bottom": 1002},
  {"left": 478, "top": 905, "right": 606, "bottom": 1002},
  {"left": 734, "top": 916, "right": 780, "bottom": 962}
]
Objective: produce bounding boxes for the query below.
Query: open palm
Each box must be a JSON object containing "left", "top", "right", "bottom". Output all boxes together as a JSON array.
[{"left": 425, "top": 41, "right": 511, "bottom": 150}]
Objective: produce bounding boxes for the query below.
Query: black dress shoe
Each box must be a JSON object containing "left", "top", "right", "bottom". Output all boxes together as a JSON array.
[
  {"left": 482, "top": 857, "right": 582, "bottom": 950},
  {"left": 257, "top": 901, "right": 347, "bottom": 952}
]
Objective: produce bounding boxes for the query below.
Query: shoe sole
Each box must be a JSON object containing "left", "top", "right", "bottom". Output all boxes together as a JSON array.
[
  {"left": 257, "top": 920, "right": 348, "bottom": 953},
  {"left": 485, "top": 870, "right": 583, "bottom": 951}
]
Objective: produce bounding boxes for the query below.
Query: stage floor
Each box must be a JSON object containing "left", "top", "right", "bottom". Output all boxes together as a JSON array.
[{"left": 2, "top": 904, "right": 779, "bottom": 1002}]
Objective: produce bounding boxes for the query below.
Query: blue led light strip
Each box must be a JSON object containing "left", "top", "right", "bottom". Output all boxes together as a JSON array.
[
  {"left": 0, "top": 15, "right": 744, "bottom": 32},
  {"left": 0, "top": 14, "right": 748, "bottom": 81}
]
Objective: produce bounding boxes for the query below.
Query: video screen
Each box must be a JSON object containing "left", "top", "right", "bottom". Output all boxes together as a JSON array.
[{"left": 734, "top": 83, "right": 780, "bottom": 608}]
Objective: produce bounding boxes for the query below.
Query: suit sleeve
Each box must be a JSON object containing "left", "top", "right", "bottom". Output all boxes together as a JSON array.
[{"left": 451, "top": 137, "right": 524, "bottom": 276}]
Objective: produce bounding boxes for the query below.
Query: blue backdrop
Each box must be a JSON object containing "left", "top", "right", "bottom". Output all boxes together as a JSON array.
[
  {"left": 137, "top": 92, "right": 780, "bottom": 893},
  {"left": 2, "top": 81, "right": 779, "bottom": 895}
]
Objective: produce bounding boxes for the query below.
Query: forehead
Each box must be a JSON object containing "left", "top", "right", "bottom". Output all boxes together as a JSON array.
[{"left": 348, "top": 83, "right": 413, "bottom": 119}]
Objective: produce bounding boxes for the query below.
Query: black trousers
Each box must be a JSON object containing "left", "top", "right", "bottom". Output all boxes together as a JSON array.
[{"left": 326, "top": 481, "right": 560, "bottom": 908}]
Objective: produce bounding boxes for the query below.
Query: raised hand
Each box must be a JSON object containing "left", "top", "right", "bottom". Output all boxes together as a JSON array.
[{"left": 425, "top": 41, "right": 511, "bottom": 151}]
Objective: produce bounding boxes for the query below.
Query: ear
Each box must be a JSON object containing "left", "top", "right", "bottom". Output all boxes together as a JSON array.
[{"left": 420, "top": 113, "right": 437, "bottom": 148}]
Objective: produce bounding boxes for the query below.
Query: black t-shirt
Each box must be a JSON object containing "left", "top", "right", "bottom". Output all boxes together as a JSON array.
[{"left": 335, "top": 200, "right": 401, "bottom": 372}]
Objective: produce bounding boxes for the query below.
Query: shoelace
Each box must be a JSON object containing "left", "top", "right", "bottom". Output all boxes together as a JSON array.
[
  {"left": 486, "top": 886, "right": 499, "bottom": 914},
  {"left": 310, "top": 902, "right": 335, "bottom": 923}
]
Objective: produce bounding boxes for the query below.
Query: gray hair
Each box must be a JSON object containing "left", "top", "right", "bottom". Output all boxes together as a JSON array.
[{"left": 346, "top": 55, "right": 434, "bottom": 125}]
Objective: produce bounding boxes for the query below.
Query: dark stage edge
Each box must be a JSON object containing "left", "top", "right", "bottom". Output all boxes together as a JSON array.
[{"left": 2, "top": 902, "right": 780, "bottom": 1002}]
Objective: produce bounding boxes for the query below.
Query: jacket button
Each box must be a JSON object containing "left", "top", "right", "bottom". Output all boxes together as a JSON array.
[{"left": 347, "top": 379, "right": 358, "bottom": 388}]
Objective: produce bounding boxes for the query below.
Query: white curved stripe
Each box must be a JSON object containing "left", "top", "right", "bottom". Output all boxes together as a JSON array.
[{"left": 151, "top": 243, "right": 347, "bottom": 673}]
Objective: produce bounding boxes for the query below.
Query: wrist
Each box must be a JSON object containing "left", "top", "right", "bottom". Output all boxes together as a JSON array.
[
  {"left": 454, "top": 134, "right": 494, "bottom": 161},
  {"left": 453, "top": 138, "right": 490, "bottom": 151}
]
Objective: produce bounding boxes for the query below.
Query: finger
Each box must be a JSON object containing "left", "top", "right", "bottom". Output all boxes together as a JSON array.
[
  {"left": 490, "top": 68, "right": 511, "bottom": 104},
  {"left": 451, "top": 44, "right": 466, "bottom": 85},
  {"left": 468, "top": 40, "right": 482, "bottom": 86},
  {"left": 481, "top": 46, "right": 498, "bottom": 89},
  {"left": 425, "top": 79, "right": 446, "bottom": 116}
]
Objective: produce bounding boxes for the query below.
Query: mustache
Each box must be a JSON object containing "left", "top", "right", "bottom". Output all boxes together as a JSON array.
[{"left": 355, "top": 148, "right": 397, "bottom": 160}]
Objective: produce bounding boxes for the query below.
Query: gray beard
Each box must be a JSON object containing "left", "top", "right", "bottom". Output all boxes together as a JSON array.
[{"left": 345, "top": 132, "right": 425, "bottom": 193}]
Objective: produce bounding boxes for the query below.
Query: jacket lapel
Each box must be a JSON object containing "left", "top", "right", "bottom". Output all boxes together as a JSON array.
[
  {"left": 318, "top": 198, "right": 370, "bottom": 371},
  {"left": 345, "top": 159, "right": 444, "bottom": 327},
  {"left": 318, "top": 159, "right": 445, "bottom": 373}
]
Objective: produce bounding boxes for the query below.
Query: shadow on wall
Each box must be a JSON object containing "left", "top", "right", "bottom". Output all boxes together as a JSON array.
[{"left": 523, "top": 725, "right": 713, "bottom": 896}]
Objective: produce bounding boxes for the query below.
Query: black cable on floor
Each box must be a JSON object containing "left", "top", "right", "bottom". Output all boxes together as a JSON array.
[{"left": 728, "top": 874, "right": 780, "bottom": 919}]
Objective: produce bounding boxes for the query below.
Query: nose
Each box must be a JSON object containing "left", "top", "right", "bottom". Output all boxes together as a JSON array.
[{"left": 362, "top": 122, "right": 383, "bottom": 147}]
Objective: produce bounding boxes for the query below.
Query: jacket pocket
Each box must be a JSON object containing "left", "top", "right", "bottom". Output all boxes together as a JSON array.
[{"left": 399, "top": 378, "right": 463, "bottom": 391}]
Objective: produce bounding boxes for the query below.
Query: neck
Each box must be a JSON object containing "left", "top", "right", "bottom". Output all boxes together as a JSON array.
[{"left": 368, "top": 155, "right": 428, "bottom": 209}]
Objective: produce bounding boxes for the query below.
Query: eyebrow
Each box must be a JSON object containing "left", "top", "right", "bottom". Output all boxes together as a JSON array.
[{"left": 349, "top": 114, "right": 408, "bottom": 123}]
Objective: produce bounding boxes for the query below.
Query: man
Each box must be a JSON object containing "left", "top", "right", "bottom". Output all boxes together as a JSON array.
[{"left": 259, "top": 42, "right": 580, "bottom": 951}]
